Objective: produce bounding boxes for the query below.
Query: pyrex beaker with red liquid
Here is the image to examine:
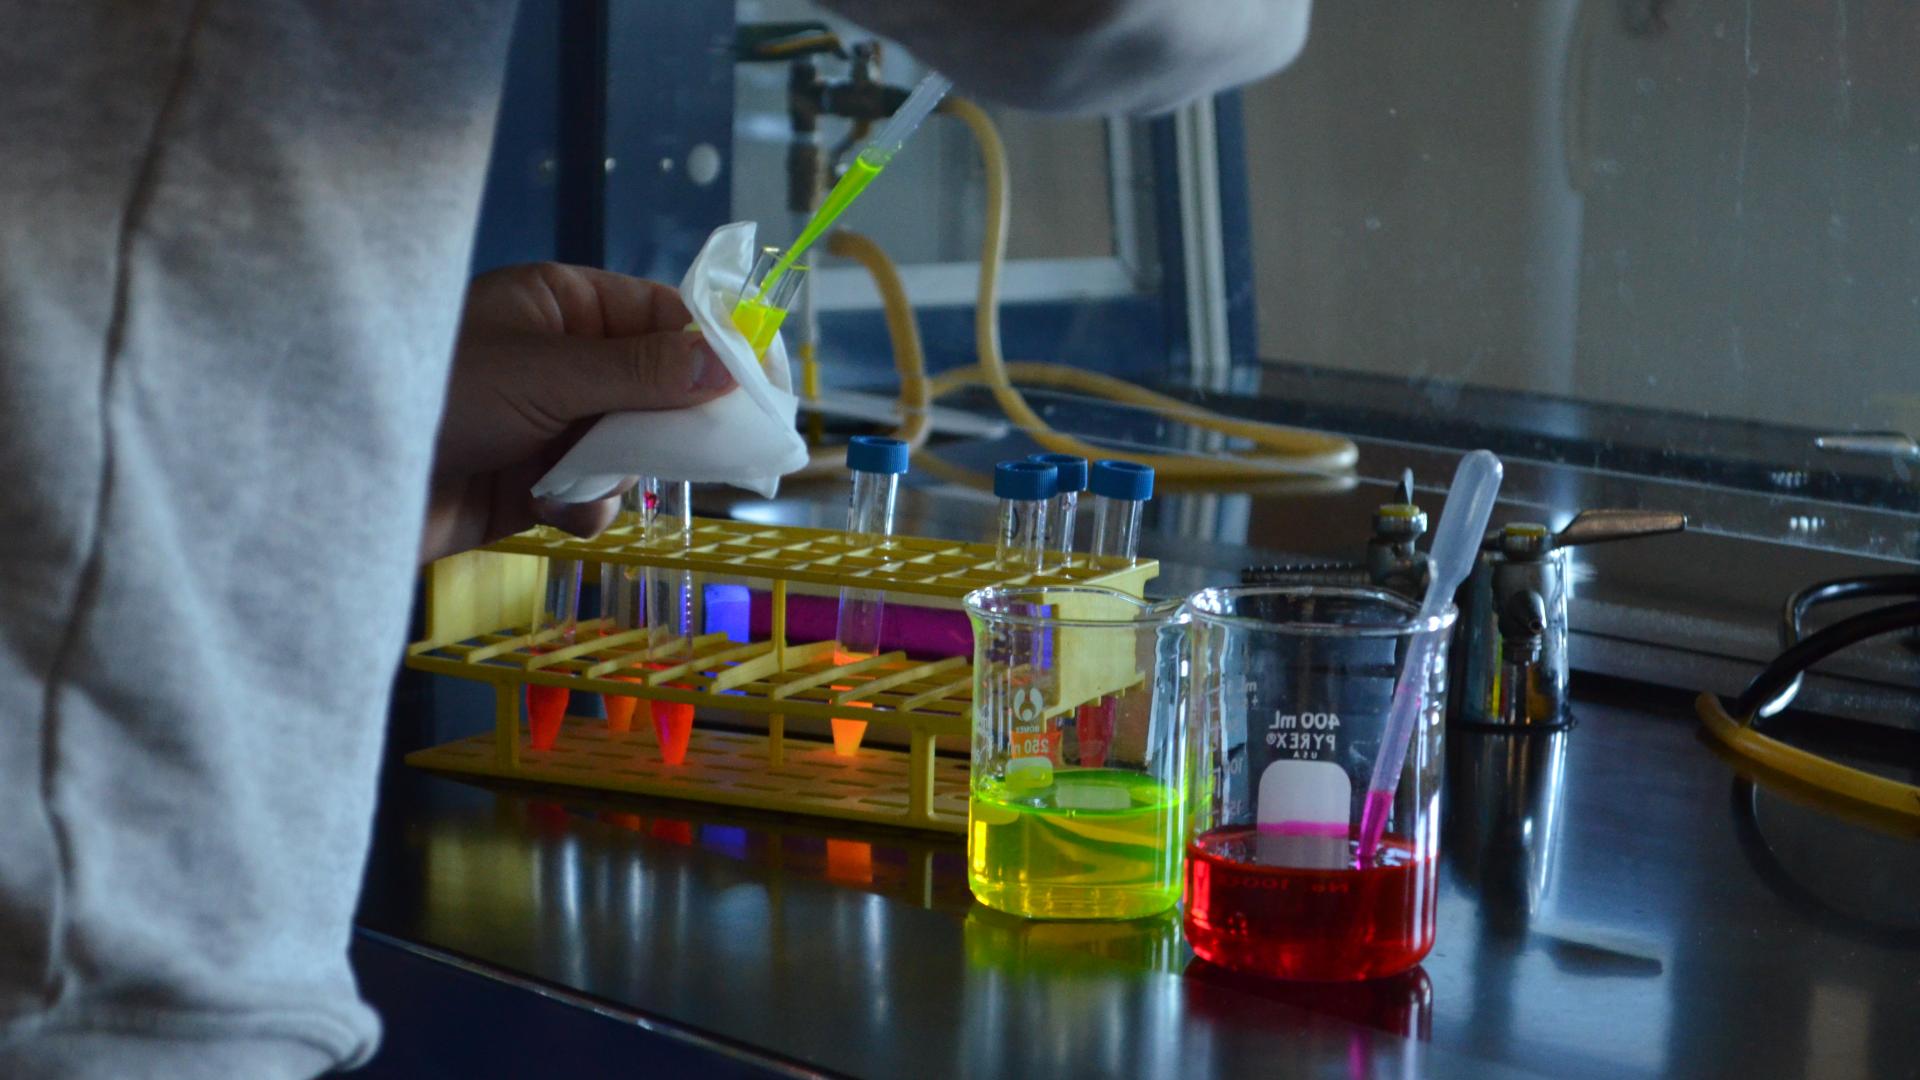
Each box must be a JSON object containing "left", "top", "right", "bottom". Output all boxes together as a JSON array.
[{"left": 1184, "top": 586, "right": 1456, "bottom": 981}]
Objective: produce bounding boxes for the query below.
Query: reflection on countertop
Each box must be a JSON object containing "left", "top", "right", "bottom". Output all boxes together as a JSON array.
[{"left": 364, "top": 679, "right": 1920, "bottom": 1079}]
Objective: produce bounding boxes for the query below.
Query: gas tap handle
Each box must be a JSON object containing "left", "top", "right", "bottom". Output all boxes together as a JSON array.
[{"left": 1552, "top": 509, "right": 1687, "bottom": 549}]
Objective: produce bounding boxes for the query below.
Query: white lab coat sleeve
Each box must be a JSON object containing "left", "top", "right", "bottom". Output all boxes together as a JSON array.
[{"left": 816, "top": 0, "right": 1311, "bottom": 115}]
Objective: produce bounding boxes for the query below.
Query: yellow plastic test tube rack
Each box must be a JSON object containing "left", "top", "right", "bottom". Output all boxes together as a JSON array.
[{"left": 404, "top": 515, "right": 1157, "bottom": 834}]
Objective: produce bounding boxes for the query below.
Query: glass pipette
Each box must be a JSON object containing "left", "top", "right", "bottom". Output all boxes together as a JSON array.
[
  {"left": 755, "top": 71, "right": 953, "bottom": 297},
  {"left": 1355, "top": 451, "right": 1502, "bottom": 864}
]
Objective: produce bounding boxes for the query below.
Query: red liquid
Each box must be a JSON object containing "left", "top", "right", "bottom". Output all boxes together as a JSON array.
[
  {"left": 640, "top": 661, "right": 694, "bottom": 765},
  {"left": 1074, "top": 698, "right": 1115, "bottom": 766},
  {"left": 649, "top": 818, "right": 695, "bottom": 845},
  {"left": 1184, "top": 827, "right": 1436, "bottom": 982},
  {"left": 526, "top": 800, "right": 570, "bottom": 833},
  {"left": 1185, "top": 960, "right": 1432, "bottom": 1040},
  {"left": 652, "top": 700, "right": 694, "bottom": 764},
  {"left": 602, "top": 676, "right": 643, "bottom": 733},
  {"left": 826, "top": 839, "right": 874, "bottom": 885},
  {"left": 525, "top": 685, "right": 569, "bottom": 750},
  {"left": 829, "top": 650, "right": 874, "bottom": 756},
  {"left": 603, "top": 695, "right": 639, "bottom": 732}
]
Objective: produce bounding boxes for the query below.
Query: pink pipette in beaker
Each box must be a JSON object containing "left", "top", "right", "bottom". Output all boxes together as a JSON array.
[{"left": 1355, "top": 451, "right": 1502, "bottom": 865}]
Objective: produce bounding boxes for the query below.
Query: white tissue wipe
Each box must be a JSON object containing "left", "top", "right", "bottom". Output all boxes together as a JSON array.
[{"left": 532, "top": 222, "right": 809, "bottom": 502}]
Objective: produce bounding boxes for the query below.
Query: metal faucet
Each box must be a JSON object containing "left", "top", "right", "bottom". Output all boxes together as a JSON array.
[
  {"left": 735, "top": 26, "right": 914, "bottom": 443},
  {"left": 1244, "top": 471, "right": 1433, "bottom": 595},
  {"left": 1243, "top": 482, "right": 1686, "bottom": 728},
  {"left": 786, "top": 46, "right": 911, "bottom": 209},
  {"left": 1365, "top": 499, "right": 1432, "bottom": 599},
  {"left": 734, "top": 28, "right": 911, "bottom": 218},
  {"left": 1452, "top": 509, "right": 1687, "bottom": 728}
]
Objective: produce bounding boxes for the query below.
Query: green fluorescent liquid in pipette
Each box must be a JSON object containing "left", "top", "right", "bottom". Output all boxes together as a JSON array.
[
  {"left": 758, "top": 151, "right": 887, "bottom": 296},
  {"left": 968, "top": 768, "right": 1183, "bottom": 920}
]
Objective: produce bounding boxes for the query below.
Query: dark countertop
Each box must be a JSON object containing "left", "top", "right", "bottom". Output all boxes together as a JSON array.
[
  {"left": 365, "top": 416, "right": 1918, "bottom": 1077},
  {"left": 358, "top": 678, "right": 1920, "bottom": 1079}
]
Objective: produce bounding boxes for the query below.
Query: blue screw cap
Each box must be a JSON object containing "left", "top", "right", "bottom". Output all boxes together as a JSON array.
[
  {"left": 994, "top": 460, "right": 1058, "bottom": 501},
  {"left": 847, "top": 435, "right": 910, "bottom": 475},
  {"left": 1090, "top": 460, "right": 1154, "bottom": 501},
  {"left": 1028, "top": 453, "right": 1088, "bottom": 493}
]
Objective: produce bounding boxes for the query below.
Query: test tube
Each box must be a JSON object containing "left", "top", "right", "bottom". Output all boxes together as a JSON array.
[
  {"left": 736, "top": 248, "right": 808, "bottom": 361},
  {"left": 1088, "top": 460, "right": 1155, "bottom": 565},
  {"left": 1028, "top": 453, "right": 1087, "bottom": 571},
  {"left": 526, "top": 557, "right": 582, "bottom": 751},
  {"left": 642, "top": 477, "right": 698, "bottom": 765},
  {"left": 995, "top": 461, "right": 1058, "bottom": 573},
  {"left": 832, "top": 436, "right": 910, "bottom": 755},
  {"left": 598, "top": 486, "right": 647, "bottom": 733}
]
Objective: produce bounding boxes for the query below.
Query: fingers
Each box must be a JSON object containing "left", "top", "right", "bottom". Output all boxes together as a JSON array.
[
  {"left": 468, "top": 262, "right": 697, "bottom": 339},
  {"left": 532, "top": 494, "right": 623, "bottom": 539},
  {"left": 522, "top": 329, "right": 736, "bottom": 425},
  {"left": 548, "top": 264, "right": 696, "bottom": 340}
]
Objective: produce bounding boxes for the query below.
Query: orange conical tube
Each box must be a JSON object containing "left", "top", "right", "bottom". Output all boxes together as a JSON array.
[
  {"left": 527, "top": 685, "right": 569, "bottom": 751},
  {"left": 652, "top": 699, "right": 695, "bottom": 765}
]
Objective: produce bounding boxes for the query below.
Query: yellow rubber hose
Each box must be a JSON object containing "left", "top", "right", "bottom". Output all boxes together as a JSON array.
[
  {"left": 795, "top": 228, "right": 934, "bottom": 478},
  {"left": 1695, "top": 692, "right": 1920, "bottom": 829},
  {"left": 793, "top": 97, "right": 1358, "bottom": 484},
  {"left": 932, "top": 95, "right": 1359, "bottom": 480},
  {"left": 798, "top": 233, "right": 1350, "bottom": 494}
]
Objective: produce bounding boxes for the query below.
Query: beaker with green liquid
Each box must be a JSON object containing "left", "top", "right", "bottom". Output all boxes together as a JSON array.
[{"left": 963, "top": 586, "right": 1189, "bottom": 920}]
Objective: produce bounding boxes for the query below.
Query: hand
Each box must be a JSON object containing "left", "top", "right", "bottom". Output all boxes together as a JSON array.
[{"left": 421, "top": 262, "right": 736, "bottom": 562}]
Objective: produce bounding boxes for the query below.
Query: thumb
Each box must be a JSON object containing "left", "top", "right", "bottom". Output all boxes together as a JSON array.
[
  {"left": 528, "top": 329, "right": 737, "bottom": 424},
  {"left": 532, "top": 492, "right": 625, "bottom": 539}
]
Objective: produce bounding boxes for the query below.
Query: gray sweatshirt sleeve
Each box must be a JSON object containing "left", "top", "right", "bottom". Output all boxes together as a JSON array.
[
  {"left": 0, "top": 3, "right": 516, "bottom": 1076},
  {"left": 818, "top": 0, "right": 1312, "bottom": 114}
]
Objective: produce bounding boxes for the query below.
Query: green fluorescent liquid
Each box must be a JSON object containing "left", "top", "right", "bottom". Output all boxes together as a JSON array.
[
  {"left": 760, "top": 153, "right": 886, "bottom": 296},
  {"left": 729, "top": 297, "right": 787, "bottom": 359},
  {"left": 968, "top": 768, "right": 1183, "bottom": 920}
]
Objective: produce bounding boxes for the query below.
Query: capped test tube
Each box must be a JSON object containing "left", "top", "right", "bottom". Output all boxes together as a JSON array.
[
  {"left": 836, "top": 436, "right": 909, "bottom": 654},
  {"left": 995, "top": 461, "right": 1057, "bottom": 573},
  {"left": 832, "top": 436, "right": 910, "bottom": 755},
  {"left": 1028, "top": 453, "right": 1087, "bottom": 570},
  {"left": 1088, "top": 460, "right": 1155, "bottom": 565}
]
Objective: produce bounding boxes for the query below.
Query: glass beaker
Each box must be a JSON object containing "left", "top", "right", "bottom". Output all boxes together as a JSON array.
[
  {"left": 1184, "top": 586, "right": 1457, "bottom": 981},
  {"left": 963, "top": 586, "right": 1189, "bottom": 920}
]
